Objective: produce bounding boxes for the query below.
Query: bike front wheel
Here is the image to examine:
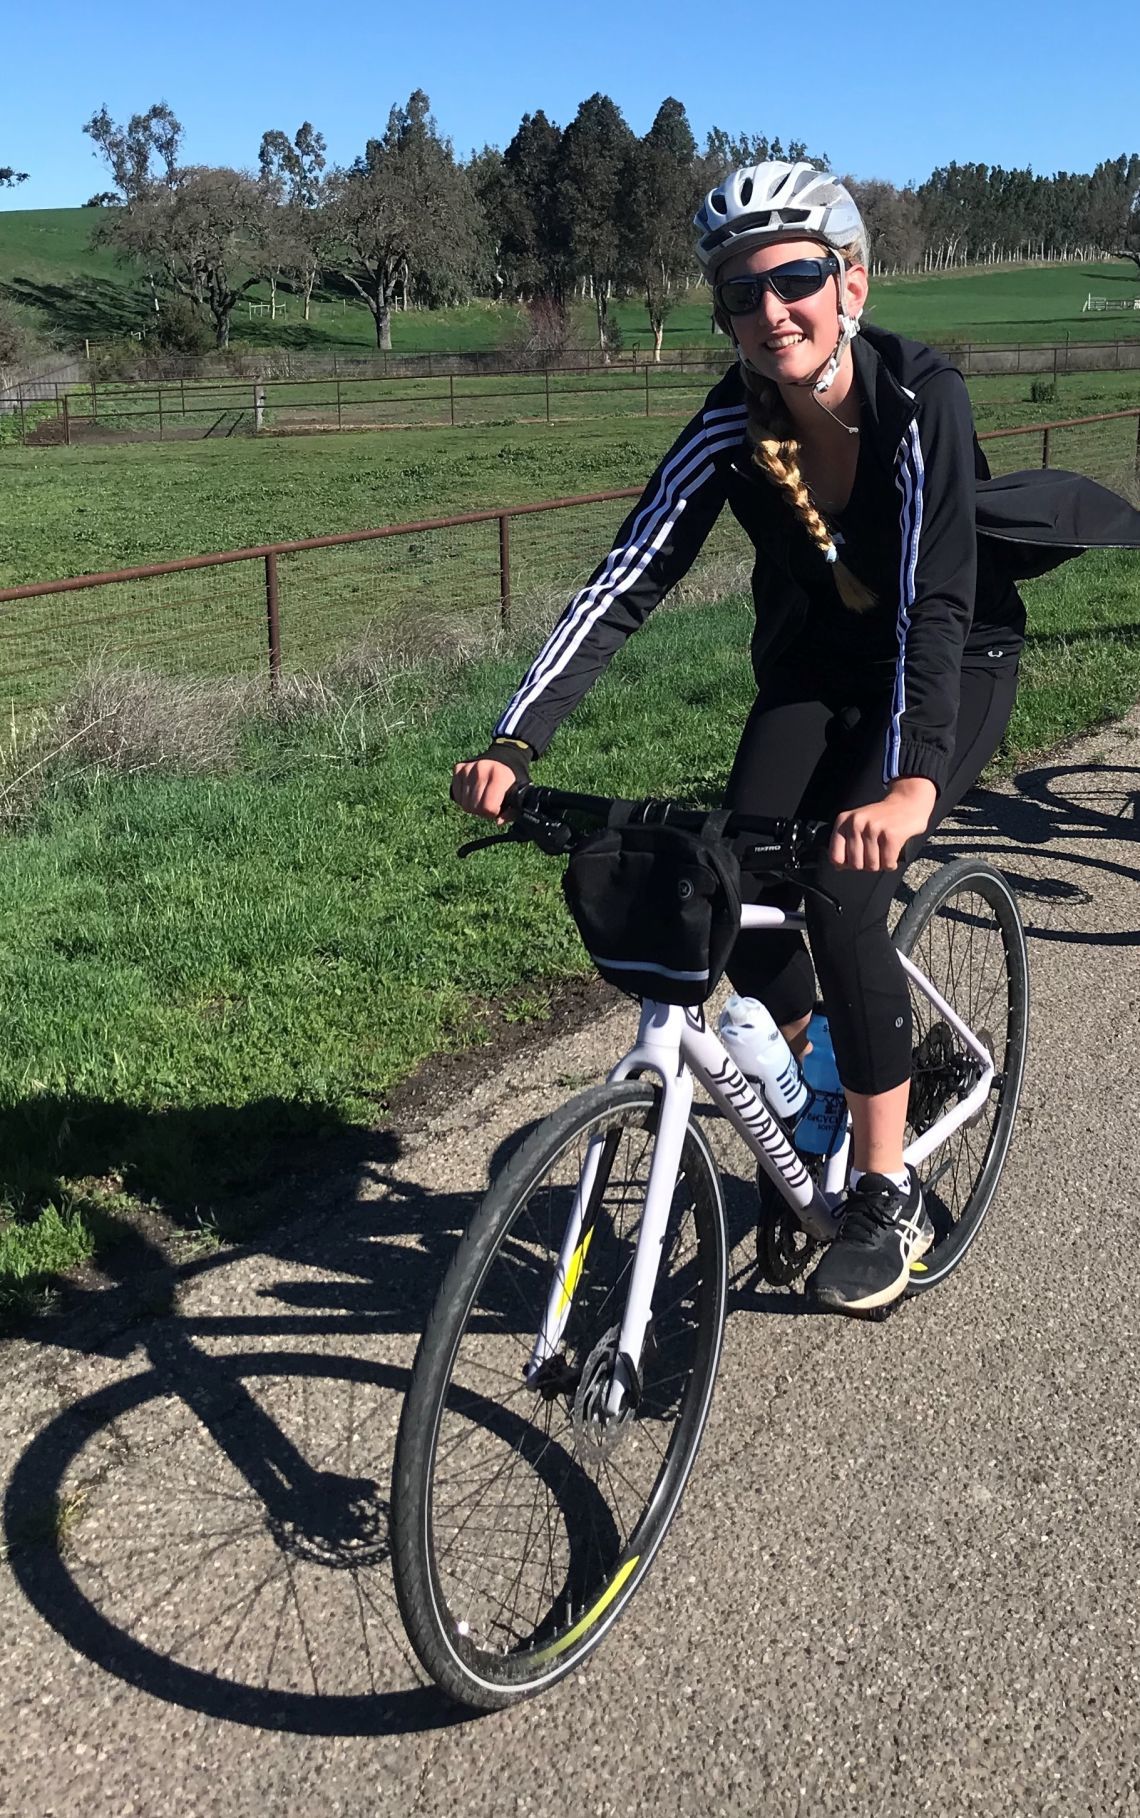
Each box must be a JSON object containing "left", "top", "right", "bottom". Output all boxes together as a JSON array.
[{"left": 391, "top": 1079, "right": 727, "bottom": 1710}]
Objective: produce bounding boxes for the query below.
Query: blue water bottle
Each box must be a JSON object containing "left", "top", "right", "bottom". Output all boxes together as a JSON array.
[{"left": 795, "top": 1013, "right": 847, "bottom": 1158}]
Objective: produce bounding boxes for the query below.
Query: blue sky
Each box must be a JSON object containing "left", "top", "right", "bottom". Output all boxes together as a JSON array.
[{"left": 5, "top": 0, "right": 1139, "bottom": 210}]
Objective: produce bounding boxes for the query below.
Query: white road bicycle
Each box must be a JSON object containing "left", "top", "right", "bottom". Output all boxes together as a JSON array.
[{"left": 391, "top": 786, "right": 1029, "bottom": 1710}]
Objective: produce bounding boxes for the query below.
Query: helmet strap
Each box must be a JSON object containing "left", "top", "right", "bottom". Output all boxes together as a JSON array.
[{"left": 729, "top": 270, "right": 861, "bottom": 431}]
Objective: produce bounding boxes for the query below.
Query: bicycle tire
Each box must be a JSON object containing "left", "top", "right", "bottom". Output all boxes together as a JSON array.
[
  {"left": 390, "top": 1079, "right": 727, "bottom": 1709},
  {"left": 893, "top": 858, "right": 1029, "bottom": 1292}
]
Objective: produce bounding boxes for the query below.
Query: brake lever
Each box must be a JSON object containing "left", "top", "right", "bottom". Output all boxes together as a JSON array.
[
  {"left": 457, "top": 831, "right": 518, "bottom": 858},
  {"left": 800, "top": 880, "right": 843, "bottom": 915},
  {"left": 457, "top": 810, "right": 575, "bottom": 860},
  {"left": 740, "top": 839, "right": 843, "bottom": 916}
]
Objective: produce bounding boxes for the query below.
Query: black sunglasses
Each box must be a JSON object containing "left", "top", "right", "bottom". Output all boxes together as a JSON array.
[{"left": 714, "top": 253, "right": 841, "bottom": 317}]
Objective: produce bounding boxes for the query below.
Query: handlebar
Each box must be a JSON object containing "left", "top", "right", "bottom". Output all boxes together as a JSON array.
[{"left": 458, "top": 782, "right": 833, "bottom": 875}]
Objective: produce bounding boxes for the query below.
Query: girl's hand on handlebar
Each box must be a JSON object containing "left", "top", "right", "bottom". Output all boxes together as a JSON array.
[
  {"left": 829, "top": 777, "right": 937, "bottom": 872},
  {"left": 451, "top": 758, "right": 519, "bottom": 824}
]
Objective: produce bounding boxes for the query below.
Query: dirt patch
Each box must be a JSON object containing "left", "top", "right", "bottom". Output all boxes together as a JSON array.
[{"left": 381, "top": 971, "right": 622, "bottom": 1131}]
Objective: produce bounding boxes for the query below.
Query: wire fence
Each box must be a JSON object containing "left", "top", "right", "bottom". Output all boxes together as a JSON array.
[
  {"left": 10, "top": 334, "right": 1140, "bottom": 447},
  {"left": 15, "top": 363, "right": 734, "bottom": 446},
  {"left": 0, "top": 409, "right": 1137, "bottom": 718}
]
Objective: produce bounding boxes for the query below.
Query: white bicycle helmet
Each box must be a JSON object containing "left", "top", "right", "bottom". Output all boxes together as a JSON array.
[
  {"left": 694, "top": 161, "right": 868, "bottom": 276},
  {"left": 695, "top": 161, "right": 868, "bottom": 398}
]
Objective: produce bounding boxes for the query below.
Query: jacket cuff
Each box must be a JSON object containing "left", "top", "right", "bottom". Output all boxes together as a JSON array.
[
  {"left": 890, "top": 740, "right": 950, "bottom": 795},
  {"left": 484, "top": 737, "right": 534, "bottom": 784}
]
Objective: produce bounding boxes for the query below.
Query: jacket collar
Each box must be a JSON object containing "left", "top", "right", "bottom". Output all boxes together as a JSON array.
[{"left": 851, "top": 329, "right": 919, "bottom": 463}]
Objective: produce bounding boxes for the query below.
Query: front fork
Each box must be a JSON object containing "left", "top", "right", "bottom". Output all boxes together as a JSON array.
[
  {"left": 524, "top": 1001, "right": 838, "bottom": 1418},
  {"left": 522, "top": 1006, "right": 695, "bottom": 1417}
]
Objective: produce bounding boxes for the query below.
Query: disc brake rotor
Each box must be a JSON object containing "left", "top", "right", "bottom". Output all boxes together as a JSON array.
[{"left": 571, "top": 1324, "right": 637, "bottom": 1462}]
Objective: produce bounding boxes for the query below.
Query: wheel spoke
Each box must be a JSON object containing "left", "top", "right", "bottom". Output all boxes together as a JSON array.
[
  {"left": 896, "top": 864, "right": 1027, "bottom": 1286},
  {"left": 394, "top": 1085, "right": 726, "bottom": 1700}
]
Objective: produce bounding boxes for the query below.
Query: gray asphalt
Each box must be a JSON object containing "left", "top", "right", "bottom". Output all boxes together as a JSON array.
[{"left": 2, "top": 712, "right": 1140, "bottom": 1818}]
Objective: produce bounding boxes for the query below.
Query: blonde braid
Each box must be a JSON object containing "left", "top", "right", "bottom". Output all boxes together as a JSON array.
[{"left": 740, "top": 366, "right": 879, "bottom": 614}]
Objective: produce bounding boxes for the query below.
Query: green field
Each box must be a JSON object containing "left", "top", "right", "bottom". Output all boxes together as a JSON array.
[
  {"left": 1, "top": 534, "right": 1138, "bottom": 1321},
  {"left": 3, "top": 206, "right": 1140, "bottom": 354}
]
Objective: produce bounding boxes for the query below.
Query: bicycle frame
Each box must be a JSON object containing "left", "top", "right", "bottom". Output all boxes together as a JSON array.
[{"left": 524, "top": 904, "right": 995, "bottom": 1413}]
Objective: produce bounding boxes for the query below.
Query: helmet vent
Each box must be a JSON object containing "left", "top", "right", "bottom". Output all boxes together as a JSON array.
[
  {"left": 739, "top": 177, "right": 753, "bottom": 206},
  {"left": 711, "top": 190, "right": 727, "bottom": 216}
]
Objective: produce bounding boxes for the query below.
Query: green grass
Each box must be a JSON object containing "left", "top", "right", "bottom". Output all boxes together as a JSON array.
[
  {"left": 0, "top": 543, "right": 1137, "bottom": 1321},
  {"left": 3, "top": 367, "right": 1139, "bottom": 596},
  {"left": 0, "top": 418, "right": 677, "bottom": 586},
  {"left": 3, "top": 206, "right": 1140, "bottom": 354}
]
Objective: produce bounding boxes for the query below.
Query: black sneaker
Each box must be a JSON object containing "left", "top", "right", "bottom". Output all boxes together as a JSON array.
[{"left": 809, "top": 1169, "right": 934, "bottom": 1315}]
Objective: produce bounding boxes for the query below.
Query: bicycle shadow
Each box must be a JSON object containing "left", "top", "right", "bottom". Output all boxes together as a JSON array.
[
  {"left": 903, "top": 757, "right": 1140, "bottom": 947},
  {"left": 3, "top": 1126, "right": 500, "bottom": 1735}
]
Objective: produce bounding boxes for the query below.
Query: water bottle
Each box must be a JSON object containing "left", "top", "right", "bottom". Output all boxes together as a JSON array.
[
  {"left": 718, "top": 994, "right": 808, "bottom": 1122},
  {"left": 795, "top": 1013, "right": 848, "bottom": 1158}
]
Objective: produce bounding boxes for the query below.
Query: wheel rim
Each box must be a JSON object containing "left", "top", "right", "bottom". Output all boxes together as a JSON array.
[
  {"left": 902, "top": 879, "right": 1023, "bottom": 1253},
  {"left": 423, "top": 1102, "right": 716, "bottom": 1682}
]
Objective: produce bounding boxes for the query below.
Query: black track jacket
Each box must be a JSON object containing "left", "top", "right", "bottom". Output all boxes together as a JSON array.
[{"left": 493, "top": 323, "right": 1140, "bottom": 793}]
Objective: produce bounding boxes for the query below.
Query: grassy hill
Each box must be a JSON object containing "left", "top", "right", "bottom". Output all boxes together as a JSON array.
[{"left": 3, "top": 206, "right": 1140, "bottom": 354}]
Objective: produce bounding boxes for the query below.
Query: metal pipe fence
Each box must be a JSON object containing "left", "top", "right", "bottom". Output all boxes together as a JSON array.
[{"left": 0, "top": 410, "right": 1136, "bottom": 717}]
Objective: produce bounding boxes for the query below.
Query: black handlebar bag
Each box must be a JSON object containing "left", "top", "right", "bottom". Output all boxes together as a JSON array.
[{"left": 562, "top": 811, "right": 742, "bottom": 1006}]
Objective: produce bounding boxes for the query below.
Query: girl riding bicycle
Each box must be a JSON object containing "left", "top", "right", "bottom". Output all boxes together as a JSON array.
[{"left": 454, "top": 160, "right": 1140, "bottom": 1317}]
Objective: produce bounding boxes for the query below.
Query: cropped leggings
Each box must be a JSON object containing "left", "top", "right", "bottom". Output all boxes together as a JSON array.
[{"left": 725, "top": 663, "right": 1018, "bottom": 1097}]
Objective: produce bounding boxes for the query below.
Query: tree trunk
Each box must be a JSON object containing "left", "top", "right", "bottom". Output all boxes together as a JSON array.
[
  {"left": 303, "top": 269, "right": 317, "bottom": 321},
  {"left": 270, "top": 272, "right": 278, "bottom": 321},
  {"left": 653, "top": 320, "right": 663, "bottom": 364}
]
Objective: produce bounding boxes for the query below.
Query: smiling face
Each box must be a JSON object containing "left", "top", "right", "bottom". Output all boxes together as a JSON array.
[{"left": 716, "top": 236, "right": 869, "bottom": 388}]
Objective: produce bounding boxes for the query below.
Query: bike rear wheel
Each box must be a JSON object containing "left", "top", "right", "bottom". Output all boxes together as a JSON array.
[
  {"left": 893, "top": 858, "right": 1029, "bottom": 1292},
  {"left": 391, "top": 1079, "right": 727, "bottom": 1709}
]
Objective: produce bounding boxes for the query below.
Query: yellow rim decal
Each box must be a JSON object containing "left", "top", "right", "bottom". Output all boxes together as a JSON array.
[
  {"left": 554, "top": 1224, "right": 595, "bottom": 1317},
  {"left": 532, "top": 1556, "right": 640, "bottom": 1661},
  {"left": 909, "top": 1258, "right": 929, "bottom": 1273}
]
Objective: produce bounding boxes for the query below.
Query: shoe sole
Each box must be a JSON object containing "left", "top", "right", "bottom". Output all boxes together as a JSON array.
[{"left": 811, "top": 1222, "right": 935, "bottom": 1315}]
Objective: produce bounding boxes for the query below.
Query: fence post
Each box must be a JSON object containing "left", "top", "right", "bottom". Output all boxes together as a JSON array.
[
  {"left": 157, "top": 387, "right": 164, "bottom": 441},
  {"left": 1041, "top": 427, "right": 1051, "bottom": 469},
  {"left": 265, "top": 553, "right": 283, "bottom": 691},
  {"left": 645, "top": 365, "right": 650, "bottom": 418},
  {"left": 545, "top": 367, "right": 551, "bottom": 424},
  {"left": 62, "top": 394, "right": 71, "bottom": 447},
  {"left": 180, "top": 375, "right": 186, "bottom": 417},
  {"left": 449, "top": 373, "right": 456, "bottom": 427},
  {"left": 17, "top": 389, "right": 25, "bottom": 445},
  {"left": 498, "top": 513, "right": 511, "bottom": 631},
  {"left": 336, "top": 378, "right": 343, "bottom": 431}
]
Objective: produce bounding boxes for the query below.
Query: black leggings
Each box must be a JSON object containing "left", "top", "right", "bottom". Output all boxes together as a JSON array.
[{"left": 725, "top": 664, "right": 1018, "bottom": 1096}]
